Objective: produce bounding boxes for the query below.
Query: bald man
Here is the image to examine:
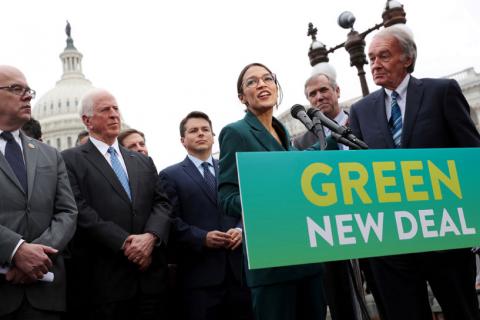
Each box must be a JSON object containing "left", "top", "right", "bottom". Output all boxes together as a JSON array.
[{"left": 0, "top": 65, "right": 77, "bottom": 319}]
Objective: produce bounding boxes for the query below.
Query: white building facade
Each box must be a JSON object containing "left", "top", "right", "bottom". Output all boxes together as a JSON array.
[{"left": 32, "top": 26, "right": 94, "bottom": 150}]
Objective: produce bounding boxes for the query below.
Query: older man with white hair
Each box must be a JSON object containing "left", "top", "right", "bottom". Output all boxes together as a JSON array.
[
  {"left": 350, "top": 25, "right": 480, "bottom": 320},
  {"left": 62, "top": 88, "right": 172, "bottom": 320}
]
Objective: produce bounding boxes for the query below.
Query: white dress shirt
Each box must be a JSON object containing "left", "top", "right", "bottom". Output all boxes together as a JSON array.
[
  {"left": 89, "top": 136, "right": 129, "bottom": 178},
  {"left": 187, "top": 154, "right": 215, "bottom": 177},
  {"left": 384, "top": 74, "right": 410, "bottom": 122}
]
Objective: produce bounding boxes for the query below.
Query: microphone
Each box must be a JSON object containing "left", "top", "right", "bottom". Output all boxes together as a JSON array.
[
  {"left": 290, "top": 104, "right": 313, "bottom": 131},
  {"left": 290, "top": 104, "right": 327, "bottom": 150},
  {"left": 330, "top": 132, "right": 363, "bottom": 150},
  {"left": 307, "top": 108, "right": 368, "bottom": 150}
]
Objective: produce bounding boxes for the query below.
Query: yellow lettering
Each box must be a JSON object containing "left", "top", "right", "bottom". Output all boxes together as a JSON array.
[
  {"left": 339, "top": 162, "right": 372, "bottom": 205},
  {"left": 301, "top": 163, "right": 337, "bottom": 206},
  {"left": 372, "top": 161, "right": 401, "bottom": 203},
  {"left": 428, "top": 160, "right": 462, "bottom": 200},
  {"left": 401, "top": 161, "right": 429, "bottom": 201}
]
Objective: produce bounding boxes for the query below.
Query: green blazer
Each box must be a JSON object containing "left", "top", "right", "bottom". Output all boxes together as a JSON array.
[{"left": 218, "top": 111, "right": 327, "bottom": 287}]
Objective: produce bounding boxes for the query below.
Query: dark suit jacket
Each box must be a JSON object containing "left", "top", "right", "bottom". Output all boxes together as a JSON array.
[
  {"left": 218, "top": 111, "right": 324, "bottom": 287},
  {"left": 348, "top": 76, "right": 480, "bottom": 320},
  {"left": 159, "top": 157, "right": 243, "bottom": 289},
  {"left": 0, "top": 133, "right": 77, "bottom": 316},
  {"left": 292, "top": 110, "right": 347, "bottom": 150},
  {"left": 62, "top": 140, "right": 171, "bottom": 305},
  {"left": 349, "top": 76, "right": 480, "bottom": 149},
  {"left": 292, "top": 131, "right": 339, "bottom": 151}
]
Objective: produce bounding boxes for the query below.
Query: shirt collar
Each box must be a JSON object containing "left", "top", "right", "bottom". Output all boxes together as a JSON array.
[
  {"left": 89, "top": 136, "right": 121, "bottom": 155},
  {"left": 0, "top": 129, "right": 21, "bottom": 140},
  {"left": 333, "top": 109, "right": 348, "bottom": 126},
  {"left": 384, "top": 73, "right": 410, "bottom": 99},
  {"left": 0, "top": 129, "right": 22, "bottom": 149},
  {"left": 188, "top": 154, "right": 213, "bottom": 169}
]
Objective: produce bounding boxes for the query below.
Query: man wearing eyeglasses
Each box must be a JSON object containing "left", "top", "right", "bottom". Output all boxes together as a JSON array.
[{"left": 0, "top": 65, "right": 78, "bottom": 319}]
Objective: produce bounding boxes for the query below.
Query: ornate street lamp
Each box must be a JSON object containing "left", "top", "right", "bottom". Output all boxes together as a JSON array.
[{"left": 308, "top": 0, "right": 407, "bottom": 97}]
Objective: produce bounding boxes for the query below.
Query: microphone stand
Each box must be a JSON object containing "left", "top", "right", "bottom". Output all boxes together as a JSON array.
[
  {"left": 333, "top": 125, "right": 368, "bottom": 150},
  {"left": 311, "top": 117, "right": 328, "bottom": 150}
]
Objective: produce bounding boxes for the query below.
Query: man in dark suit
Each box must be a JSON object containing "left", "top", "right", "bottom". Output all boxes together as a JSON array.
[
  {"left": 0, "top": 65, "right": 77, "bottom": 319},
  {"left": 292, "top": 72, "right": 348, "bottom": 150},
  {"left": 294, "top": 71, "right": 367, "bottom": 320},
  {"left": 349, "top": 26, "right": 480, "bottom": 320},
  {"left": 159, "top": 111, "right": 252, "bottom": 320},
  {"left": 62, "top": 88, "right": 171, "bottom": 320}
]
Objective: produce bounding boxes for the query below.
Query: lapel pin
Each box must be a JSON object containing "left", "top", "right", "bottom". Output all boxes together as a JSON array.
[{"left": 28, "top": 143, "right": 35, "bottom": 149}]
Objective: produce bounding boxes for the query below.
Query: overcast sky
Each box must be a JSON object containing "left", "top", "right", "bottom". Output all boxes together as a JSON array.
[{"left": 1, "top": 0, "right": 479, "bottom": 169}]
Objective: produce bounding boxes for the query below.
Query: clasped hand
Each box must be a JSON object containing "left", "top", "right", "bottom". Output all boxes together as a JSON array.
[
  {"left": 123, "top": 233, "right": 157, "bottom": 271},
  {"left": 205, "top": 228, "right": 242, "bottom": 250},
  {"left": 9, "top": 242, "right": 58, "bottom": 283}
]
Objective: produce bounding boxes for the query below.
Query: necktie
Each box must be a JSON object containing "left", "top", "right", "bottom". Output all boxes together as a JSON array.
[
  {"left": 107, "top": 147, "right": 131, "bottom": 200},
  {"left": 201, "top": 162, "right": 217, "bottom": 198},
  {"left": 389, "top": 91, "right": 402, "bottom": 148},
  {"left": 1, "top": 131, "right": 27, "bottom": 192}
]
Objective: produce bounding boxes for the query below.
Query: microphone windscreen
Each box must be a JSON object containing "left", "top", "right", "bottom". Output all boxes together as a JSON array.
[
  {"left": 290, "top": 104, "right": 306, "bottom": 119},
  {"left": 306, "top": 108, "right": 316, "bottom": 118}
]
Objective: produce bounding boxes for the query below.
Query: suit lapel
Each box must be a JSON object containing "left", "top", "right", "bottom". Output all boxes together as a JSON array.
[
  {"left": 373, "top": 90, "right": 396, "bottom": 148},
  {"left": 82, "top": 141, "right": 131, "bottom": 204},
  {"left": 21, "top": 134, "right": 38, "bottom": 201},
  {"left": 244, "top": 112, "right": 287, "bottom": 151},
  {"left": 121, "top": 147, "right": 138, "bottom": 205},
  {"left": 0, "top": 150, "right": 24, "bottom": 193},
  {"left": 402, "top": 77, "right": 424, "bottom": 148},
  {"left": 182, "top": 156, "right": 217, "bottom": 204}
]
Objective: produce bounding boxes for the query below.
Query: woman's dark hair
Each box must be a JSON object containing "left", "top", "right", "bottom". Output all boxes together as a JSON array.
[{"left": 236, "top": 62, "right": 283, "bottom": 107}]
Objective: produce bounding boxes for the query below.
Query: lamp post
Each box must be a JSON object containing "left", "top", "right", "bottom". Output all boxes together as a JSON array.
[{"left": 307, "top": 0, "right": 407, "bottom": 97}]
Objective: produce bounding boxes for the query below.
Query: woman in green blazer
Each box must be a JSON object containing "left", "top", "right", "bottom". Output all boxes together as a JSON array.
[{"left": 218, "top": 62, "right": 326, "bottom": 320}]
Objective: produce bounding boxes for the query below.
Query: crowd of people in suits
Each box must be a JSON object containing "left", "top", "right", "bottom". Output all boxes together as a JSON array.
[{"left": 1, "top": 25, "right": 480, "bottom": 320}]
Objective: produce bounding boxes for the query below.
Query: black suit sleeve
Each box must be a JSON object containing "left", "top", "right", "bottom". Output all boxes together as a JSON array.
[
  {"left": 158, "top": 170, "right": 207, "bottom": 253},
  {"left": 443, "top": 80, "right": 480, "bottom": 147},
  {"left": 143, "top": 157, "right": 172, "bottom": 244},
  {"left": 349, "top": 103, "right": 362, "bottom": 142},
  {"left": 62, "top": 150, "right": 130, "bottom": 252}
]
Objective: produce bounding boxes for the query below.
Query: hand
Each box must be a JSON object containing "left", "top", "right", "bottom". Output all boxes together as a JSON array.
[
  {"left": 5, "top": 266, "right": 35, "bottom": 285},
  {"left": 226, "top": 228, "right": 242, "bottom": 250},
  {"left": 138, "top": 255, "right": 152, "bottom": 272},
  {"left": 204, "top": 231, "right": 231, "bottom": 249},
  {"left": 124, "top": 233, "right": 157, "bottom": 266},
  {"left": 13, "top": 243, "right": 57, "bottom": 280}
]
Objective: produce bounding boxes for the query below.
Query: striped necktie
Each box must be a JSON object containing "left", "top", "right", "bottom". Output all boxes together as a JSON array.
[
  {"left": 388, "top": 91, "right": 402, "bottom": 148},
  {"left": 107, "top": 147, "right": 131, "bottom": 200},
  {"left": 1, "top": 131, "right": 27, "bottom": 192},
  {"left": 201, "top": 162, "right": 217, "bottom": 199}
]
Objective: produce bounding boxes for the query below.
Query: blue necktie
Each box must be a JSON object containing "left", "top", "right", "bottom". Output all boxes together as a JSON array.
[
  {"left": 389, "top": 91, "right": 402, "bottom": 148},
  {"left": 201, "top": 162, "right": 217, "bottom": 198},
  {"left": 107, "top": 147, "right": 131, "bottom": 200},
  {"left": 1, "top": 131, "right": 27, "bottom": 192}
]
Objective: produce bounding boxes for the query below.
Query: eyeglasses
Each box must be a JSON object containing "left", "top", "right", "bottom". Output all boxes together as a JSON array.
[
  {"left": 0, "top": 84, "right": 36, "bottom": 98},
  {"left": 243, "top": 74, "right": 276, "bottom": 88}
]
